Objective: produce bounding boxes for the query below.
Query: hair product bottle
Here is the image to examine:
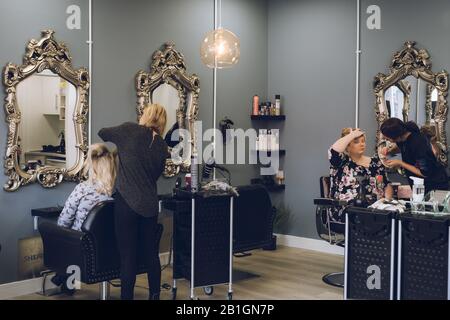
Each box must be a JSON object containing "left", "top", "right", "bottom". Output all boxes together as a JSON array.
[
  {"left": 275, "top": 95, "right": 281, "bottom": 115},
  {"left": 253, "top": 95, "right": 259, "bottom": 115}
]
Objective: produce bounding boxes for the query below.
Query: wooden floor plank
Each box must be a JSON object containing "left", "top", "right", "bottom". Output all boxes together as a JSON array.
[{"left": 12, "top": 245, "right": 344, "bottom": 300}]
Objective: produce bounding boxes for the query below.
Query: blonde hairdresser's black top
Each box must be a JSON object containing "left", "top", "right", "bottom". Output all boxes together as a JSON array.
[{"left": 99, "top": 122, "right": 169, "bottom": 217}]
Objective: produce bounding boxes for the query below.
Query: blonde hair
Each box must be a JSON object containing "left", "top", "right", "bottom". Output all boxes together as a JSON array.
[
  {"left": 139, "top": 103, "right": 167, "bottom": 135},
  {"left": 341, "top": 127, "right": 353, "bottom": 138},
  {"left": 84, "top": 143, "right": 117, "bottom": 196}
]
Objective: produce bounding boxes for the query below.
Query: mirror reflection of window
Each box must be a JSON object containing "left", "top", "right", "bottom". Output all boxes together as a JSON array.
[
  {"left": 15, "top": 69, "right": 77, "bottom": 172},
  {"left": 431, "top": 87, "right": 438, "bottom": 120},
  {"left": 384, "top": 85, "right": 405, "bottom": 120},
  {"left": 151, "top": 83, "right": 180, "bottom": 146}
]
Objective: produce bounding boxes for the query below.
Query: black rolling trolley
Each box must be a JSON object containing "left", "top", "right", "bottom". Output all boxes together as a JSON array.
[
  {"left": 163, "top": 190, "right": 234, "bottom": 300},
  {"left": 397, "top": 212, "right": 450, "bottom": 300},
  {"left": 345, "top": 206, "right": 397, "bottom": 300}
]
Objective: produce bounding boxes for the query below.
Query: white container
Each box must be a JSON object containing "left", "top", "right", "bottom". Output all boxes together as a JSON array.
[{"left": 410, "top": 176, "right": 424, "bottom": 203}]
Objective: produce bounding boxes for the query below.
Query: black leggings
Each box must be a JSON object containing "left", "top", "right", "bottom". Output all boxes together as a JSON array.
[{"left": 114, "top": 192, "right": 161, "bottom": 300}]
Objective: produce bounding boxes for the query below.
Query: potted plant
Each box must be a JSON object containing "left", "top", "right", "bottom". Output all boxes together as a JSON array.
[{"left": 264, "top": 203, "right": 293, "bottom": 250}]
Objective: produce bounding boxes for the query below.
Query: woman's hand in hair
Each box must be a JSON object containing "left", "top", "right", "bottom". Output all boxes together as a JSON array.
[
  {"left": 331, "top": 128, "right": 365, "bottom": 153},
  {"left": 349, "top": 128, "right": 365, "bottom": 139}
]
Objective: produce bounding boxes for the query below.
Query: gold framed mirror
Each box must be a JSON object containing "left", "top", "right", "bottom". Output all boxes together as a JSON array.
[
  {"left": 374, "top": 41, "right": 449, "bottom": 166},
  {"left": 135, "top": 42, "right": 200, "bottom": 178},
  {"left": 3, "top": 30, "right": 90, "bottom": 191}
]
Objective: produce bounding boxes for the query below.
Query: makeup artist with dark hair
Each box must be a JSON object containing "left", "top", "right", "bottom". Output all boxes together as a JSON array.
[
  {"left": 98, "top": 104, "right": 169, "bottom": 300},
  {"left": 380, "top": 118, "right": 448, "bottom": 193}
]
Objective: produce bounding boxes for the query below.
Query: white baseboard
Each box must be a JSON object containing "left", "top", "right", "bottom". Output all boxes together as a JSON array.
[
  {"left": 0, "top": 252, "right": 171, "bottom": 300},
  {"left": 275, "top": 234, "right": 344, "bottom": 256}
]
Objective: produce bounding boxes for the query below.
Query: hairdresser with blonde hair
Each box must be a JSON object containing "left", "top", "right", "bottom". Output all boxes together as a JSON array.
[
  {"left": 328, "top": 128, "right": 393, "bottom": 222},
  {"left": 98, "top": 104, "right": 169, "bottom": 300}
]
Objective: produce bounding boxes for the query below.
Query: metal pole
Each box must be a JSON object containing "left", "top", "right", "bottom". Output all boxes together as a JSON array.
[
  {"left": 355, "top": 0, "right": 361, "bottom": 128},
  {"left": 213, "top": 0, "right": 218, "bottom": 180},
  {"left": 448, "top": 227, "right": 450, "bottom": 300},
  {"left": 88, "top": 0, "right": 93, "bottom": 145},
  {"left": 228, "top": 197, "right": 234, "bottom": 296},
  {"left": 190, "top": 198, "right": 195, "bottom": 299},
  {"left": 397, "top": 221, "right": 402, "bottom": 300},
  {"left": 344, "top": 213, "right": 349, "bottom": 300},
  {"left": 390, "top": 218, "right": 395, "bottom": 300},
  {"left": 99, "top": 281, "right": 110, "bottom": 300}
]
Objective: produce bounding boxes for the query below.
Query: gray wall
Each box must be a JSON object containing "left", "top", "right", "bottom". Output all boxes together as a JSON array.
[
  {"left": 217, "top": 0, "right": 267, "bottom": 185},
  {"left": 91, "top": 0, "right": 214, "bottom": 193},
  {"left": 268, "top": 0, "right": 357, "bottom": 237},
  {"left": 0, "top": 0, "right": 89, "bottom": 284},
  {"left": 3, "top": 0, "right": 450, "bottom": 286},
  {"left": 359, "top": 0, "right": 450, "bottom": 152},
  {"left": 268, "top": 0, "right": 450, "bottom": 239},
  {"left": 0, "top": 0, "right": 268, "bottom": 285}
]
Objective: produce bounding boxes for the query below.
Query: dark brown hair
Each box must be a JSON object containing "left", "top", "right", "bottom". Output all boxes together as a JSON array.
[{"left": 380, "top": 118, "right": 419, "bottom": 139}]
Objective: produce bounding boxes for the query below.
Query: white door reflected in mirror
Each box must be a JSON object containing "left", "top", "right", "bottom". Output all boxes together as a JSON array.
[
  {"left": 384, "top": 85, "right": 405, "bottom": 120},
  {"left": 151, "top": 83, "right": 181, "bottom": 146},
  {"left": 16, "top": 69, "right": 78, "bottom": 172}
]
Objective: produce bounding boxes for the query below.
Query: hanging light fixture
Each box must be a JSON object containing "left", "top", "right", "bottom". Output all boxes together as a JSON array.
[{"left": 200, "top": 0, "right": 240, "bottom": 69}]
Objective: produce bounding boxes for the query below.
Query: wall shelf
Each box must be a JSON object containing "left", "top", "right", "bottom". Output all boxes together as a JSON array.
[
  {"left": 250, "top": 109, "right": 286, "bottom": 192},
  {"left": 251, "top": 115, "right": 285, "bottom": 121},
  {"left": 250, "top": 179, "right": 285, "bottom": 192},
  {"left": 251, "top": 149, "right": 286, "bottom": 156}
]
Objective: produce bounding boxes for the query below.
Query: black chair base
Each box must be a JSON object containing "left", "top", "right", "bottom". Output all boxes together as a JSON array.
[{"left": 322, "top": 272, "right": 344, "bottom": 288}]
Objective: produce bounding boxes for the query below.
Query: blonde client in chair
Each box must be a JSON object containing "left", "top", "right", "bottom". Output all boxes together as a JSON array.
[
  {"left": 52, "top": 143, "right": 117, "bottom": 292},
  {"left": 328, "top": 128, "right": 393, "bottom": 222},
  {"left": 57, "top": 143, "right": 117, "bottom": 230}
]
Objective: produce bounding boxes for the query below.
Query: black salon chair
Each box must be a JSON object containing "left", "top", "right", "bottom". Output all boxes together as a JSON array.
[
  {"left": 314, "top": 176, "right": 346, "bottom": 288},
  {"left": 38, "top": 200, "right": 163, "bottom": 300},
  {"left": 233, "top": 184, "right": 276, "bottom": 253}
]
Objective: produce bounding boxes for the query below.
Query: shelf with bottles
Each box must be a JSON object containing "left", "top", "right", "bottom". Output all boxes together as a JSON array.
[
  {"left": 254, "top": 129, "right": 283, "bottom": 155},
  {"left": 251, "top": 94, "right": 283, "bottom": 117}
]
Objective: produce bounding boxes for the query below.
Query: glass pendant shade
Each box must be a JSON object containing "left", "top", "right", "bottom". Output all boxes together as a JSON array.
[{"left": 200, "top": 28, "right": 240, "bottom": 69}]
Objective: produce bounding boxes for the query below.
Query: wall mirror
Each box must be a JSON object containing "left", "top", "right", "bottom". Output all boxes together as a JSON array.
[
  {"left": 3, "top": 30, "right": 90, "bottom": 191},
  {"left": 136, "top": 42, "right": 200, "bottom": 178},
  {"left": 374, "top": 41, "right": 449, "bottom": 165}
]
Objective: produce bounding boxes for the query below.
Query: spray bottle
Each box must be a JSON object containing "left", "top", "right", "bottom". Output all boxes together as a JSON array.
[{"left": 410, "top": 176, "right": 425, "bottom": 204}]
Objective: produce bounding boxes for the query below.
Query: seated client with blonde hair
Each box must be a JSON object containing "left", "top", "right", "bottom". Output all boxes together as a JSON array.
[
  {"left": 57, "top": 143, "right": 117, "bottom": 230},
  {"left": 53, "top": 143, "right": 117, "bottom": 293},
  {"left": 328, "top": 128, "right": 393, "bottom": 222},
  {"left": 98, "top": 103, "right": 169, "bottom": 300}
]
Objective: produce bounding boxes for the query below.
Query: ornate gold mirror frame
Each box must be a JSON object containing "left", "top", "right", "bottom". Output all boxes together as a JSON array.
[
  {"left": 374, "top": 41, "right": 449, "bottom": 165},
  {"left": 3, "top": 30, "right": 90, "bottom": 191},
  {"left": 135, "top": 42, "right": 200, "bottom": 178}
]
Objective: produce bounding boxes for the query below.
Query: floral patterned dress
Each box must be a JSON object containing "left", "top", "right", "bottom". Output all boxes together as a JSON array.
[{"left": 328, "top": 148, "right": 389, "bottom": 222}]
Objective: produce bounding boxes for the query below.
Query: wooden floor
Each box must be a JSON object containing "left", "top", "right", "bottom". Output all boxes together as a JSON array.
[{"left": 13, "top": 246, "right": 344, "bottom": 300}]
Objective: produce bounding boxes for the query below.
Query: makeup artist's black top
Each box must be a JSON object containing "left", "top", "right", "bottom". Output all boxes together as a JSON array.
[
  {"left": 98, "top": 122, "right": 169, "bottom": 217},
  {"left": 396, "top": 131, "right": 448, "bottom": 192}
]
